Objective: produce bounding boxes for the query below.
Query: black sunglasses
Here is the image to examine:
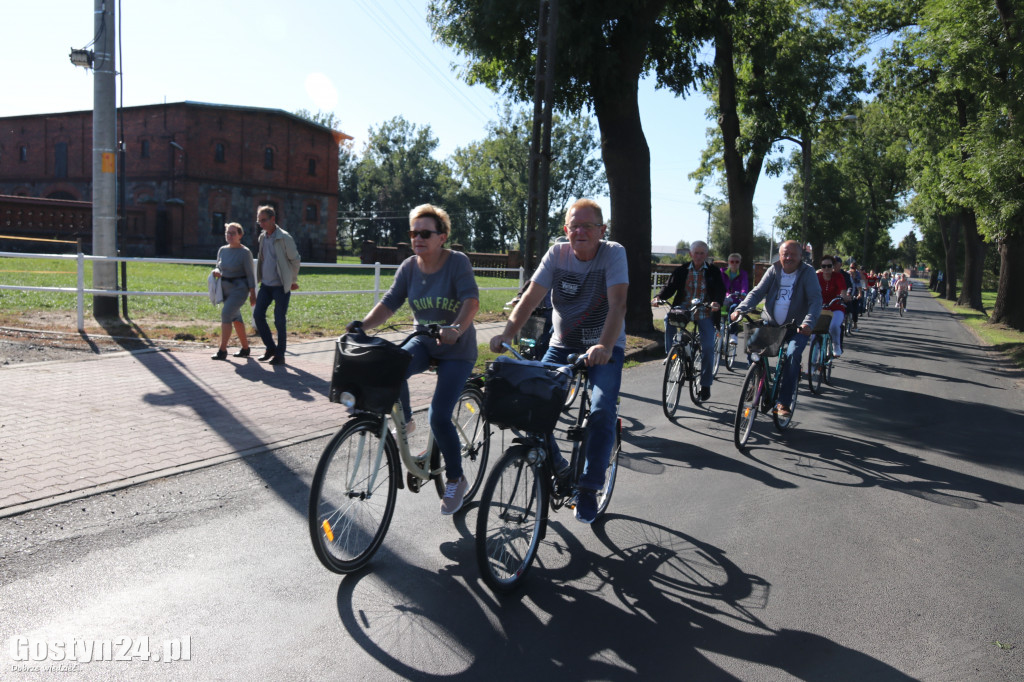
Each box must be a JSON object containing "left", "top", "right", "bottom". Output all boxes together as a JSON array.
[
  {"left": 822, "top": 264, "right": 834, "bottom": 268},
  {"left": 409, "top": 229, "right": 440, "bottom": 240}
]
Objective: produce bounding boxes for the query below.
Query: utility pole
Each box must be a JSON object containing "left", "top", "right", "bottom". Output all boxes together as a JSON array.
[
  {"left": 522, "top": 0, "right": 557, "bottom": 278},
  {"left": 92, "top": 0, "right": 118, "bottom": 318}
]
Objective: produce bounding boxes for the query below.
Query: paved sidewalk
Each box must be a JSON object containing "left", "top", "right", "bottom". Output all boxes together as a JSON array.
[{"left": 0, "top": 323, "right": 512, "bottom": 518}]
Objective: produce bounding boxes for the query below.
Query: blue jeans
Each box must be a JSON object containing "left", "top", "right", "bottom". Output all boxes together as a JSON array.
[
  {"left": 665, "top": 316, "right": 716, "bottom": 388},
  {"left": 542, "top": 345, "right": 623, "bottom": 491},
  {"left": 779, "top": 330, "right": 809, "bottom": 408},
  {"left": 399, "top": 336, "right": 474, "bottom": 481},
  {"left": 253, "top": 284, "right": 290, "bottom": 356}
]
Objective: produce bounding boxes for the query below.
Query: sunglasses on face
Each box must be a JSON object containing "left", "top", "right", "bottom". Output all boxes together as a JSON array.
[
  {"left": 822, "top": 264, "right": 833, "bottom": 268},
  {"left": 409, "top": 229, "right": 440, "bottom": 240}
]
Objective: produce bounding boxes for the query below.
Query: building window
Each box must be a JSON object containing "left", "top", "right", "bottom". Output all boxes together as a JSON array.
[
  {"left": 305, "top": 204, "right": 318, "bottom": 222},
  {"left": 264, "top": 147, "right": 274, "bottom": 170},
  {"left": 20, "top": 146, "right": 28, "bottom": 162},
  {"left": 211, "top": 212, "right": 226, "bottom": 237},
  {"left": 141, "top": 140, "right": 150, "bottom": 159},
  {"left": 215, "top": 143, "right": 225, "bottom": 163},
  {"left": 308, "top": 159, "right": 316, "bottom": 176},
  {"left": 55, "top": 142, "right": 68, "bottom": 178}
]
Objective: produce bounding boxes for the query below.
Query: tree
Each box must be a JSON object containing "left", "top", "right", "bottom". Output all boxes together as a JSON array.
[
  {"left": 430, "top": 0, "right": 708, "bottom": 333},
  {"left": 353, "top": 117, "right": 450, "bottom": 246},
  {"left": 897, "top": 231, "right": 918, "bottom": 269},
  {"left": 691, "top": 0, "right": 866, "bottom": 284}
]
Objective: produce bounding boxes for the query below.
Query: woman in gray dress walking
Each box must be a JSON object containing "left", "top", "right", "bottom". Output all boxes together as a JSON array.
[{"left": 212, "top": 222, "right": 257, "bottom": 360}]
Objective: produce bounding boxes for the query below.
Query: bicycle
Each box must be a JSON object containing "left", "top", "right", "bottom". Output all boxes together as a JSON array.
[
  {"left": 308, "top": 324, "right": 491, "bottom": 574},
  {"left": 897, "top": 290, "right": 908, "bottom": 316},
  {"left": 807, "top": 297, "right": 843, "bottom": 395},
  {"left": 659, "top": 299, "right": 714, "bottom": 419},
  {"left": 475, "top": 345, "right": 622, "bottom": 593},
  {"left": 733, "top": 316, "right": 799, "bottom": 450},
  {"left": 721, "top": 291, "right": 746, "bottom": 373}
]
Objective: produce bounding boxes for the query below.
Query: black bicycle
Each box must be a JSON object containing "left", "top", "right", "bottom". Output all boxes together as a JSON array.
[
  {"left": 660, "top": 299, "right": 713, "bottom": 418},
  {"left": 309, "top": 325, "right": 491, "bottom": 574},
  {"left": 807, "top": 297, "right": 843, "bottom": 395},
  {"left": 475, "top": 346, "right": 621, "bottom": 593},
  {"left": 733, "top": 316, "right": 799, "bottom": 450}
]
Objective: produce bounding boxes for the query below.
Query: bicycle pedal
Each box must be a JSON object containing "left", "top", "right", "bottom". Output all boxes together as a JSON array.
[{"left": 406, "top": 472, "right": 422, "bottom": 492}]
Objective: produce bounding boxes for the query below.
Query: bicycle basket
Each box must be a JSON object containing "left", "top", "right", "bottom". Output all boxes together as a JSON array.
[
  {"left": 810, "top": 309, "right": 833, "bottom": 335},
  {"left": 744, "top": 322, "right": 789, "bottom": 356},
  {"left": 329, "top": 331, "right": 412, "bottom": 413},
  {"left": 483, "top": 357, "right": 571, "bottom": 433},
  {"left": 666, "top": 306, "right": 692, "bottom": 328}
]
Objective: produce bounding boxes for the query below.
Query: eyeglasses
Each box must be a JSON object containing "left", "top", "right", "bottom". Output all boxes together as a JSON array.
[
  {"left": 409, "top": 229, "right": 440, "bottom": 240},
  {"left": 566, "top": 222, "right": 603, "bottom": 232},
  {"left": 728, "top": 260, "right": 740, "bottom": 264}
]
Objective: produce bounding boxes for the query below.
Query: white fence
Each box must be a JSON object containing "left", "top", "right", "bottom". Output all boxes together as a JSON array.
[{"left": 0, "top": 251, "right": 524, "bottom": 332}]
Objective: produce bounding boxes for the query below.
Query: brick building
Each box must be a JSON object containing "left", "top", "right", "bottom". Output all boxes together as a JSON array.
[{"left": 0, "top": 101, "right": 350, "bottom": 260}]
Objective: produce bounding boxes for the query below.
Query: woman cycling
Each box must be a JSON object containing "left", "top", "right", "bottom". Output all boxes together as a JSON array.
[
  {"left": 721, "top": 252, "right": 749, "bottom": 346},
  {"left": 348, "top": 204, "right": 480, "bottom": 516},
  {"left": 816, "top": 255, "right": 849, "bottom": 357}
]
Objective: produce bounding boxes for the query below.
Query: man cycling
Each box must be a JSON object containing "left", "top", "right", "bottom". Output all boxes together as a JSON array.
[
  {"left": 490, "top": 198, "right": 628, "bottom": 524},
  {"left": 730, "top": 240, "right": 822, "bottom": 419},
  {"left": 877, "top": 271, "right": 891, "bottom": 307}
]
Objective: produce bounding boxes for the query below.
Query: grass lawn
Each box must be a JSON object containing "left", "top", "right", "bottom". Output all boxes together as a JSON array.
[{"left": 929, "top": 286, "right": 1024, "bottom": 370}]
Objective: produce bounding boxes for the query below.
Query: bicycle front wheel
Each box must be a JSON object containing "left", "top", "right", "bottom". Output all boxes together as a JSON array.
[
  {"left": 725, "top": 335, "right": 738, "bottom": 372},
  {"left": 309, "top": 417, "right": 398, "bottom": 574},
  {"left": 807, "top": 337, "right": 824, "bottom": 395},
  {"left": 661, "top": 346, "right": 685, "bottom": 419},
  {"left": 432, "top": 386, "right": 490, "bottom": 502},
  {"left": 734, "top": 363, "right": 764, "bottom": 449},
  {"left": 476, "top": 445, "right": 547, "bottom": 593},
  {"left": 711, "top": 329, "right": 723, "bottom": 377},
  {"left": 563, "top": 371, "right": 583, "bottom": 409},
  {"left": 595, "top": 418, "right": 621, "bottom": 516},
  {"left": 824, "top": 336, "right": 835, "bottom": 386}
]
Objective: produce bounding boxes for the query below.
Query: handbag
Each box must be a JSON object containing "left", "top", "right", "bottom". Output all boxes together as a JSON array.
[
  {"left": 328, "top": 330, "right": 412, "bottom": 413},
  {"left": 483, "top": 356, "right": 571, "bottom": 433}
]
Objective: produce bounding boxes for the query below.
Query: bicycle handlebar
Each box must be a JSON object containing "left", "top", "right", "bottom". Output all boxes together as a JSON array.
[{"left": 346, "top": 321, "right": 457, "bottom": 347}]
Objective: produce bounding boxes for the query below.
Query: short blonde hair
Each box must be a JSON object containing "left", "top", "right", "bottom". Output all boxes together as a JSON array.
[
  {"left": 564, "top": 198, "right": 604, "bottom": 226},
  {"left": 408, "top": 203, "right": 451, "bottom": 234},
  {"left": 226, "top": 222, "right": 244, "bottom": 236}
]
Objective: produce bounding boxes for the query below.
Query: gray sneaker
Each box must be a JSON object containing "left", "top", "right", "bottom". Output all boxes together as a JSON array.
[{"left": 440, "top": 476, "right": 469, "bottom": 516}]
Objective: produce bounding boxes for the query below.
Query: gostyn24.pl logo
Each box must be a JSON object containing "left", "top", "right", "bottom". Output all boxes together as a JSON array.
[{"left": 9, "top": 636, "right": 191, "bottom": 664}]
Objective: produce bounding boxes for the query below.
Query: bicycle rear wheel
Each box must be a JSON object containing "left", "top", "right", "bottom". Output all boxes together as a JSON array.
[
  {"left": 595, "top": 418, "right": 621, "bottom": 516},
  {"left": 431, "top": 385, "right": 490, "bottom": 502},
  {"left": 661, "top": 346, "right": 685, "bottom": 419},
  {"left": 734, "top": 363, "right": 764, "bottom": 449},
  {"left": 689, "top": 342, "right": 704, "bottom": 406},
  {"left": 824, "top": 336, "right": 834, "bottom": 386},
  {"left": 807, "top": 337, "right": 824, "bottom": 395},
  {"left": 711, "top": 329, "right": 723, "bottom": 377},
  {"left": 563, "top": 371, "right": 583, "bottom": 409},
  {"left": 476, "top": 445, "right": 547, "bottom": 593},
  {"left": 725, "top": 335, "right": 738, "bottom": 372},
  {"left": 772, "top": 368, "right": 798, "bottom": 431},
  {"left": 309, "top": 417, "right": 398, "bottom": 574}
]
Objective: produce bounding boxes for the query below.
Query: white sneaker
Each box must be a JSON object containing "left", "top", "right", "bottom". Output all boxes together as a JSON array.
[
  {"left": 440, "top": 476, "right": 469, "bottom": 515},
  {"left": 834, "top": 349, "right": 843, "bottom": 358},
  {"left": 390, "top": 418, "right": 416, "bottom": 438}
]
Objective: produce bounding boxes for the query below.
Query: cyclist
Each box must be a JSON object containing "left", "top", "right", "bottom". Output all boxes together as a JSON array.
[
  {"left": 490, "top": 198, "right": 628, "bottom": 524},
  {"left": 877, "top": 270, "right": 891, "bottom": 307},
  {"left": 894, "top": 273, "right": 911, "bottom": 311},
  {"left": 846, "top": 261, "right": 864, "bottom": 331},
  {"left": 816, "top": 256, "right": 848, "bottom": 357},
  {"left": 651, "top": 240, "right": 724, "bottom": 401},
  {"left": 348, "top": 203, "right": 480, "bottom": 516},
  {"left": 730, "top": 240, "right": 822, "bottom": 419},
  {"left": 721, "top": 252, "right": 750, "bottom": 346}
]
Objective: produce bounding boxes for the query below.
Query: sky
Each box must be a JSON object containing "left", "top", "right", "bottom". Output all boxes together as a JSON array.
[{"left": 2, "top": 0, "right": 900, "bottom": 253}]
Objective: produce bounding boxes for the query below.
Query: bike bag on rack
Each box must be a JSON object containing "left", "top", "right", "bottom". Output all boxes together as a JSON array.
[
  {"left": 666, "top": 306, "right": 693, "bottom": 328},
  {"left": 329, "top": 330, "right": 412, "bottom": 413},
  {"left": 483, "top": 356, "right": 571, "bottom": 433}
]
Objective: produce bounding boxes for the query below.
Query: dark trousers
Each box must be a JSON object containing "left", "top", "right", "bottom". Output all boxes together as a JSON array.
[{"left": 253, "top": 284, "right": 290, "bottom": 357}]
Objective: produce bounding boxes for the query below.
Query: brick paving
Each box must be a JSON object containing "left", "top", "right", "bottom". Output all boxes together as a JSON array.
[{"left": 0, "top": 324, "right": 509, "bottom": 517}]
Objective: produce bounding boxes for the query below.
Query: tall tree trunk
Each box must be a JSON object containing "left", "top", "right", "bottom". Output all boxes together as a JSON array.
[
  {"left": 957, "top": 208, "right": 986, "bottom": 311},
  {"left": 990, "top": 230, "right": 1024, "bottom": 330},
  {"left": 715, "top": 14, "right": 766, "bottom": 280},
  {"left": 938, "top": 213, "right": 960, "bottom": 300}
]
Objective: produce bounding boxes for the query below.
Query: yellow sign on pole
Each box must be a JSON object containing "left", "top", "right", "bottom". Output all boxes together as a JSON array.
[{"left": 101, "top": 152, "right": 116, "bottom": 173}]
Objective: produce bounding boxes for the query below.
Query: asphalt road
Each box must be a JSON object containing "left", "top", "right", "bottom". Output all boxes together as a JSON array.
[{"left": 1, "top": 287, "right": 1022, "bottom": 680}]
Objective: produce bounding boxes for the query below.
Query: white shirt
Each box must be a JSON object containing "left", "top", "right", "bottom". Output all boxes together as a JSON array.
[{"left": 774, "top": 269, "right": 798, "bottom": 323}]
